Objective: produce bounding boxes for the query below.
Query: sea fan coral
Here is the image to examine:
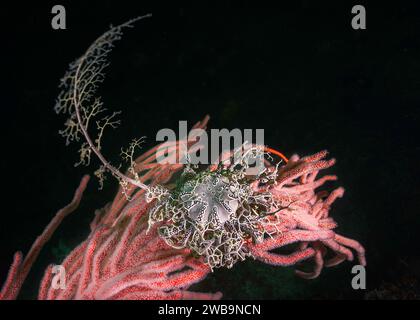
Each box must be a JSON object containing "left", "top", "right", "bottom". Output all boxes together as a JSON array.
[{"left": 0, "top": 133, "right": 366, "bottom": 299}]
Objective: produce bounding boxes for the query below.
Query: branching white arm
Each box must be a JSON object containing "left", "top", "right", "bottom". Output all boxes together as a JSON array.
[{"left": 55, "top": 15, "right": 152, "bottom": 192}]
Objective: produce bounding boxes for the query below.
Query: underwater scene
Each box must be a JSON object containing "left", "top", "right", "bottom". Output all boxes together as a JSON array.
[{"left": 1, "top": 1, "right": 419, "bottom": 306}]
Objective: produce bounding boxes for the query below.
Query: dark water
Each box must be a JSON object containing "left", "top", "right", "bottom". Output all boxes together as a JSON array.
[{"left": 0, "top": 1, "right": 419, "bottom": 299}]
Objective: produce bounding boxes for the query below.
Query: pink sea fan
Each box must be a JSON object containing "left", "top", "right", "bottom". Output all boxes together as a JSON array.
[{"left": 0, "top": 119, "right": 365, "bottom": 299}]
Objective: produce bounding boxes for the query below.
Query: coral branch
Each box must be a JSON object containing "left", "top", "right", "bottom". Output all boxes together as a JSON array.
[{"left": 0, "top": 175, "right": 90, "bottom": 300}]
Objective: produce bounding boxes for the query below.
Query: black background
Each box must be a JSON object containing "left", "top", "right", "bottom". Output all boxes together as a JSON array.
[{"left": 0, "top": 1, "right": 419, "bottom": 299}]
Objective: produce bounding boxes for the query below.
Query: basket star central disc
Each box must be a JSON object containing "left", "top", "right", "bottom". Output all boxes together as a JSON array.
[{"left": 179, "top": 174, "right": 239, "bottom": 226}]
